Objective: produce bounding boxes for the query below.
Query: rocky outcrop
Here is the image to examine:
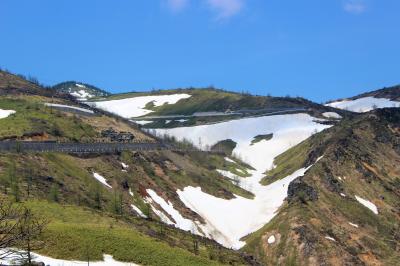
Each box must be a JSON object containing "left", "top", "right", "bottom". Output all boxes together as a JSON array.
[{"left": 287, "top": 177, "right": 318, "bottom": 203}]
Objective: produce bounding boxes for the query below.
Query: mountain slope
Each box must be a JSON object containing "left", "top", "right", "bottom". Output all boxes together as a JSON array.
[
  {"left": 87, "top": 88, "right": 349, "bottom": 127},
  {"left": 0, "top": 73, "right": 257, "bottom": 265},
  {"left": 243, "top": 108, "right": 400, "bottom": 265},
  {"left": 326, "top": 85, "right": 400, "bottom": 113},
  {"left": 53, "top": 81, "right": 110, "bottom": 101}
]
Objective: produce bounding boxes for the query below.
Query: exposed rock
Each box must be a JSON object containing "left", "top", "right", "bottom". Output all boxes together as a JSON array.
[{"left": 288, "top": 177, "right": 318, "bottom": 203}]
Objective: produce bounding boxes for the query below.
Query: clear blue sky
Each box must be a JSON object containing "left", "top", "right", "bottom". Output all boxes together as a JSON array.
[{"left": 1, "top": 0, "right": 399, "bottom": 102}]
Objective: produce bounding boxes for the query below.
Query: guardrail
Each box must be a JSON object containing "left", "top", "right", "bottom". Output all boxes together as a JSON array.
[{"left": 0, "top": 141, "right": 223, "bottom": 155}]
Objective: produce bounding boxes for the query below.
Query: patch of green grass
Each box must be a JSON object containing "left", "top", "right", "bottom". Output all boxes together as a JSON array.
[
  {"left": 0, "top": 97, "right": 97, "bottom": 141},
  {"left": 23, "top": 201, "right": 232, "bottom": 266},
  {"left": 261, "top": 139, "right": 312, "bottom": 185},
  {"left": 250, "top": 134, "right": 273, "bottom": 145}
]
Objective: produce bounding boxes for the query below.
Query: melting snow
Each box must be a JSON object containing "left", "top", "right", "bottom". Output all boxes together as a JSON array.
[
  {"left": 0, "top": 109, "right": 16, "bottom": 119},
  {"left": 322, "top": 112, "right": 342, "bottom": 119},
  {"left": 145, "top": 189, "right": 200, "bottom": 234},
  {"left": 325, "top": 236, "right": 336, "bottom": 242},
  {"left": 349, "top": 222, "right": 359, "bottom": 228},
  {"left": 70, "top": 90, "right": 94, "bottom": 101},
  {"left": 152, "top": 113, "right": 330, "bottom": 249},
  {"left": 93, "top": 173, "right": 112, "bottom": 188},
  {"left": 178, "top": 166, "right": 315, "bottom": 249},
  {"left": 45, "top": 103, "right": 94, "bottom": 114},
  {"left": 131, "top": 204, "right": 147, "bottom": 218},
  {"left": 355, "top": 195, "right": 378, "bottom": 214},
  {"left": 224, "top": 157, "right": 235, "bottom": 164},
  {"left": 75, "top": 83, "right": 86, "bottom": 88},
  {"left": 325, "top": 96, "right": 400, "bottom": 113},
  {"left": 267, "top": 235, "right": 276, "bottom": 244},
  {"left": 88, "top": 94, "right": 191, "bottom": 118},
  {"left": 0, "top": 250, "right": 140, "bottom": 266}
]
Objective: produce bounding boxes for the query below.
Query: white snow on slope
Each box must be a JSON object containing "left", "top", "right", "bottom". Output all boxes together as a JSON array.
[
  {"left": 0, "top": 109, "right": 16, "bottom": 119},
  {"left": 131, "top": 204, "right": 147, "bottom": 218},
  {"left": 224, "top": 157, "right": 235, "bottom": 163},
  {"left": 146, "top": 189, "right": 200, "bottom": 234},
  {"left": 355, "top": 195, "right": 378, "bottom": 214},
  {"left": 349, "top": 222, "right": 359, "bottom": 228},
  {"left": 70, "top": 89, "right": 94, "bottom": 101},
  {"left": 153, "top": 113, "right": 330, "bottom": 169},
  {"left": 75, "top": 83, "right": 86, "bottom": 88},
  {"left": 0, "top": 250, "right": 140, "bottom": 266},
  {"left": 267, "top": 235, "right": 276, "bottom": 244},
  {"left": 45, "top": 103, "right": 94, "bottom": 114},
  {"left": 152, "top": 113, "right": 330, "bottom": 249},
  {"left": 93, "top": 173, "right": 112, "bottom": 188},
  {"left": 178, "top": 166, "right": 314, "bottom": 249},
  {"left": 322, "top": 112, "right": 342, "bottom": 119},
  {"left": 88, "top": 94, "right": 191, "bottom": 118},
  {"left": 325, "top": 96, "right": 400, "bottom": 113}
]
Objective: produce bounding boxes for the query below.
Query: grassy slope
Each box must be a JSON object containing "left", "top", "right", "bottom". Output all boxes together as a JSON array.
[
  {"left": 0, "top": 150, "right": 253, "bottom": 265},
  {"left": 243, "top": 109, "right": 400, "bottom": 265},
  {"left": 0, "top": 96, "right": 97, "bottom": 140},
  {"left": 21, "top": 200, "right": 245, "bottom": 266},
  {"left": 90, "top": 88, "right": 346, "bottom": 120}
]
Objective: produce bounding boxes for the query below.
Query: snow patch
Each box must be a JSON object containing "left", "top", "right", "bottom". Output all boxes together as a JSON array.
[
  {"left": 355, "top": 195, "right": 378, "bottom": 214},
  {"left": 93, "top": 173, "right": 112, "bottom": 188},
  {"left": 75, "top": 83, "right": 86, "bottom": 88},
  {"left": 0, "top": 109, "right": 16, "bottom": 119},
  {"left": 121, "top": 162, "right": 129, "bottom": 169},
  {"left": 224, "top": 157, "right": 236, "bottom": 164},
  {"left": 88, "top": 94, "right": 191, "bottom": 118},
  {"left": 325, "top": 236, "right": 336, "bottom": 242},
  {"left": 267, "top": 235, "right": 276, "bottom": 244},
  {"left": 349, "top": 222, "right": 359, "bottom": 228},
  {"left": 177, "top": 165, "right": 315, "bottom": 249},
  {"left": 145, "top": 189, "right": 200, "bottom": 234},
  {"left": 326, "top": 96, "right": 400, "bottom": 113},
  {"left": 131, "top": 204, "right": 147, "bottom": 218},
  {"left": 340, "top": 193, "right": 346, "bottom": 197},
  {"left": 322, "top": 112, "right": 342, "bottom": 119}
]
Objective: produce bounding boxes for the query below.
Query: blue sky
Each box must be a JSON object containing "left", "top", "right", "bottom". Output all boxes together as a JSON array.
[{"left": 1, "top": 0, "right": 399, "bottom": 102}]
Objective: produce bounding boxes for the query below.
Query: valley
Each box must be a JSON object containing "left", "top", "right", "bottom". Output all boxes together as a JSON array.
[{"left": 0, "top": 69, "right": 399, "bottom": 265}]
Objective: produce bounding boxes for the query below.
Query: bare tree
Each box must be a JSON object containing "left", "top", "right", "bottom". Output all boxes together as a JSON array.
[{"left": 0, "top": 201, "right": 47, "bottom": 265}]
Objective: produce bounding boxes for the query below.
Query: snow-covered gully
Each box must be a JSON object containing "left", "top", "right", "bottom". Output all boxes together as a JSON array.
[{"left": 152, "top": 113, "right": 331, "bottom": 249}]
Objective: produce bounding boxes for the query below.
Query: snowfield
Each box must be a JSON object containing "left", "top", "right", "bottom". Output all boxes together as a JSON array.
[
  {"left": 322, "top": 112, "right": 342, "bottom": 119},
  {"left": 93, "top": 173, "right": 112, "bottom": 188},
  {"left": 151, "top": 113, "right": 330, "bottom": 248},
  {"left": 88, "top": 94, "right": 191, "bottom": 118},
  {"left": 0, "top": 109, "right": 16, "bottom": 119},
  {"left": 153, "top": 113, "right": 330, "bottom": 169},
  {"left": 355, "top": 195, "right": 378, "bottom": 214},
  {"left": 325, "top": 96, "right": 400, "bottom": 113},
  {"left": 45, "top": 103, "right": 94, "bottom": 114}
]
